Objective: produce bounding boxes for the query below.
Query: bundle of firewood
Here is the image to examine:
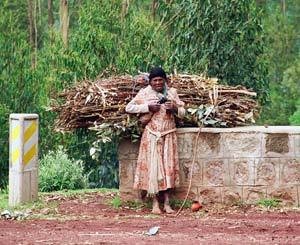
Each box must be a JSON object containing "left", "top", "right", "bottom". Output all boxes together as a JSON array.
[{"left": 51, "top": 74, "right": 258, "bottom": 132}]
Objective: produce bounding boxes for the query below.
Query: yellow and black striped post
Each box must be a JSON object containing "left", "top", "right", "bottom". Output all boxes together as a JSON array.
[{"left": 9, "top": 114, "right": 39, "bottom": 206}]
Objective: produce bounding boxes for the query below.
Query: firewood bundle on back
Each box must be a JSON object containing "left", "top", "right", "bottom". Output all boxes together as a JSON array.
[{"left": 51, "top": 74, "right": 258, "bottom": 134}]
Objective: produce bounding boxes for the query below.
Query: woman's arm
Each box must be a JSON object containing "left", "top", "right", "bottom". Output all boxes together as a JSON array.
[{"left": 125, "top": 88, "right": 150, "bottom": 114}]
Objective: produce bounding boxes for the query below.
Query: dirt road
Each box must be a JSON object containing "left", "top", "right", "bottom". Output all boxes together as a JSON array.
[{"left": 1, "top": 191, "right": 299, "bottom": 244}]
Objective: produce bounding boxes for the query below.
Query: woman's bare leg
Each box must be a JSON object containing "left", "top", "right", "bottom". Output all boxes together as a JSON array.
[
  {"left": 163, "top": 190, "right": 175, "bottom": 214},
  {"left": 151, "top": 195, "right": 162, "bottom": 214}
]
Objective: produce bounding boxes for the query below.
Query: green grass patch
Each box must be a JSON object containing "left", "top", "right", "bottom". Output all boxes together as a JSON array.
[
  {"left": 0, "top": 188, "right": 118, "bottom": 213},
  {"left": 257, "top": 198, "right": 281, "bottom": 208},
  {"left": 170, "top": 198, "right": 192, "bottom": 209},
  {"left": 0, "top": 189, "right": 8, "bottom": 210},
  {"left": 110, "top": 196, "right": 122, "bottom": 209}
]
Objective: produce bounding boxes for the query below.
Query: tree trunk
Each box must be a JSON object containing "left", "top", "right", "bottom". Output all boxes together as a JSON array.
[
  {"left": 152, "top": 0, "right": 158, "bottom": 21},
  {"left": 121, "top": 0, "right": 129, "bottom": 20},
  {"left": 27, "top": 0, "right": 37, "bottom": 68},
  {"left": 60, "top": 0, "right": 69, "bottom": 47},
  {"left": 48, "top": 0, "right": 54, "bottom": 27},
  {"left": 281, "top": 0, "right": 286, "bottom": 15}
]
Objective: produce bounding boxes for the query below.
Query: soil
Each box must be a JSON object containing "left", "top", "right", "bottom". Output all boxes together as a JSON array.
[{"left": 1, "top": 191, "right": 300, "bottom": 244}]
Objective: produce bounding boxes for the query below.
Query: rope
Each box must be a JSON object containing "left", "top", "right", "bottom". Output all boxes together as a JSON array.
[
  {"left": 174, "top": 126, "right": 202, "bottom": 217},
  {"left": 175, "top": 85, "right": 218, "bottom": 217}
]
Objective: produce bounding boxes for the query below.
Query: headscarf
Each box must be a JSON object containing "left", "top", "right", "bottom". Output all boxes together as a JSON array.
[
  {"left": 148, "top": 67, "right": 167, "bottom": 81},
  {"left": 148, "top": 67, "right": 168, "bottom": 97}
]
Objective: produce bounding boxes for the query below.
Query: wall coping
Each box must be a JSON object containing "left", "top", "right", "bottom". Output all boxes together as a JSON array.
[{"left": 177, "top": 126, "right": 300, "bottom": 134}]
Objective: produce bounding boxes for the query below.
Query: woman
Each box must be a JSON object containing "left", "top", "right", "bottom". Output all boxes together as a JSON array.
[{"left": 126, "top": 67, "right": 185, "bottom": 214}]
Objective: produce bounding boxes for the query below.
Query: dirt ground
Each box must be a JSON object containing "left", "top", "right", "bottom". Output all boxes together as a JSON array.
[{"left": 1, "top": 191, "right": 300, "bottom": 245}]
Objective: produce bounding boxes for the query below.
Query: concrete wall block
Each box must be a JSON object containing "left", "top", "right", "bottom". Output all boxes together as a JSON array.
[
  {"left": 179, "top": 159, "right": 202, "bottom": 187},
  {"left": 120, "top": 190, "right": 140, "bottom": 202},
  {"left": 196, "top": 133, "right": 222, "bottom": 158},
  {"left": 118, "top": 139, "right": 139, "bottom": 160},
  {"left": 243, "top": 187, "right": 267, "bottom": 204},
  {"left": 262, "top": 133, "right": 295, "bottom": 157},
  {"left": 280, "top": 158, "right": 300, "bottom": 185},
  {"left": 267, "top": 186, "right": 299, "bottom": 206},
  {"left": 221, "top": 187, "right": 243, "bottom": 204},
  {"left": 229, "top": 158, "right": 255, "bottom": 186},
  {"left": 198, "top": 187, "right": 222, "bottom": 204},
  {"left": 177, "top": 133, "right": 195, "bottom": 159},
  {"left": 255, "top": 158, "right": 280, "bottom": 186},
  {"left": 119, "top": 159, "right": 136, "bottom": 191},
  {"left": 175, "top": 186, "right": 198, "bottom": 201},
  {"left": 295, "top": 135, "right": 300, "bottom": 157},
  {"left": 203, "top": 159, "right": 230, "bottom": 186},
  {"left": 222, "top": 133, "right": 262, "bottom": 158}
]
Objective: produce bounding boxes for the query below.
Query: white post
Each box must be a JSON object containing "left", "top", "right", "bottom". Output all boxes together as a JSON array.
[{"left": 9, "top": 113, "right": 39, "bottom": 207}]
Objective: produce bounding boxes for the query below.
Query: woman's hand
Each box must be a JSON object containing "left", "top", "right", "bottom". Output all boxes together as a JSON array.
[
  {"left": 165, "top": 101, "right": 177, "bottom": 113},
  {"left": 148, "top": 103, "right": 161, "bottom": 112}
]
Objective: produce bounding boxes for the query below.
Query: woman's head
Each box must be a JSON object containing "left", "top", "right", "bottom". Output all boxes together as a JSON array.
[{"left": 148, "top": 67, "right": 167, "bottom": 92}]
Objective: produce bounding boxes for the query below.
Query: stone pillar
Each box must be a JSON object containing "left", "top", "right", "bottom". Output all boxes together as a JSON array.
[{"left": 9, "top": 114, "right": 39, "bottom": 207}]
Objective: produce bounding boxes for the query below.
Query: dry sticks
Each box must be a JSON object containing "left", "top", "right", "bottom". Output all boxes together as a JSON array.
[{"left": 51, "top": 74, "right": 258, "bottom": 131}]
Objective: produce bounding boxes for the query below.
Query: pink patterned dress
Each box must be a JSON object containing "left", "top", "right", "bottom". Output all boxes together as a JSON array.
[{"left": 126, "top": 85, "right": 185, "bottom": 195}]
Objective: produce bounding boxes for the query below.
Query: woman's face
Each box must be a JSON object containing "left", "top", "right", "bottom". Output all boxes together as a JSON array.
[{"left": 150, "top": 77, "right": 165, "bottom": 92}]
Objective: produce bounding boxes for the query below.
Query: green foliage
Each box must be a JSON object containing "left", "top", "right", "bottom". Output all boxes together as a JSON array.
[
  {"left": 257, "top": 198, "right": 281, "bottom": 208},
  {"left": 170, "top": 198, "right": 192, "bottom": 209},
  {"left": 259, "top": 1, "right": 300, "bottom": 125},
  {"left": 160, "top": 0, "right": 269, "bottom": 103},
  {"left": 289, "top": 99, "right": 300, "bottom": 125},
  {"left": 0, "top": 0, "right": 298, "bottom": 189},
  {"left": 39, "top": 146, "right": 88, "bottom": 192},
  {"left": 89, "top": 137, "right": 119, "bottom": 189},
  {"left": 0, "top": 189, "right": 8, "bottom": 210},
  {"left": 0, "top": 104, "right": 10, "bottom": 188},
  {"left": 110, "top": 196, "right": 122, "bottom": 209}
]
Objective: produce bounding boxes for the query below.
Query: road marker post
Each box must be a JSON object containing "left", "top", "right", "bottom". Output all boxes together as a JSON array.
[{"left": 9, "top": 114, "right": 39, "bottom": 206}]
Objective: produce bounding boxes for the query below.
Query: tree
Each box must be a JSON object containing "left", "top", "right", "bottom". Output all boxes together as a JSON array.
[
  {"left": 60, "top": 0, "right": 69, "bottom": 47},
  {"left": 160, "top": 0, "right": 269, "bottom": 103}
]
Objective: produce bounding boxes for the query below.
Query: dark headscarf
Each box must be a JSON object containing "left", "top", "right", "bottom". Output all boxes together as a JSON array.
[{"left": 148, "top": 67, "right": 167, "bottom": 81}]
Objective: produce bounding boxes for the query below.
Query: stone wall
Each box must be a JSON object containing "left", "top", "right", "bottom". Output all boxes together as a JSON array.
[{"left": 118, "top": 126, "right": 300, "bottom": 206}]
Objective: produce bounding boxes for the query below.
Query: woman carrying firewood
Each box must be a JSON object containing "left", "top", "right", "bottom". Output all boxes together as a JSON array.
[{"left": 125, "top": 67, "right": 185, "bottom": 214}]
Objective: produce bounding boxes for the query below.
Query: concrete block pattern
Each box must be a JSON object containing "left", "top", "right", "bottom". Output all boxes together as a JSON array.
[
  {"left": 119, "top": 159, "right": 136, "bottom": 189},
  {"left": 196, "top": 133, "right": 222, "bottom": 158},
  {"left": 262, "top": 134, "right": 295, "bottom": 157},
  {"left": 221, "top": 187, "right": 243, "bottom": 204},
  {"left": 280, "top": 158, "right": 300, "bottom": 185},
  {"left": 198, "top": 187, "right": 222, "bottom": 204},
  {"left": 229, "top": 158, "right": 255, "bottom": 186},
  {"left": 255, "top": 158, "right": 280, "bottom": 186},
  {"left": 118, "top": 139, "right": 139, "bottom": 160},
  {"left": 222, "top": 133, "right": 262, "bottom": 158},
  {"left": 203, "top": 159, "right": 230, "bottom": 186},
  {"left": 267, "top": 186, "right": 299, "bottom": 206},
  {"left": 179, "top": 159, "right": 202, "bottom": 187},
  {"left": 243, "top": 187, "right": 267, "bottom": 204},
  {"left": 118, "top": 127, "right": 300, "bottom": 205},
  {"left": 177, "top": 133, "right": 194, "bottom": 159}
]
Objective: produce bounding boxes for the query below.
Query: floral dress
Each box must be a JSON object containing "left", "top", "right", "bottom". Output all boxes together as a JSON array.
[{"left": 126, "top": 85, "right": 185, "bottom": 194}]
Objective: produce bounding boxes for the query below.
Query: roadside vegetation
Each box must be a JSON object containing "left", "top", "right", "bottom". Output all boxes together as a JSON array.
[{"left": 0, "top": 0, "right": 299, "bottom": 191}]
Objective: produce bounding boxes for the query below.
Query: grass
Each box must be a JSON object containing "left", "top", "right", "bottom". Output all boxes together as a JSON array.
[
  {"left": 257, "top": 198, "right": 281, "bottom": 208},
  {"left": 170, "top": 198, "right": 192, "bottom": 209},
  {"left": 110, "top": 196, "right": 122, "bottom": 208},
  {"left": 0, "top": 188, "right": 119, "bottom": 213},
  {"left": 0, "top": 189, "right": 8, "bottom": 210}
]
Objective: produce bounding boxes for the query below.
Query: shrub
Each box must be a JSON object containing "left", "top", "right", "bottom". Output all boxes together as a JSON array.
[
  {"left": 39, "top": 146, "right": 87, "bottom": 192},
  {"left": 257, "top": 198, "right": 281, "bottom": 208}
]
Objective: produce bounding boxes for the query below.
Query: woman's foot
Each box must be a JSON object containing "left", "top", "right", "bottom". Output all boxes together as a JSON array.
[
  {"left": 151, "top": 206, "right": 162, "bottom": 214},
  {"left": 163, "top": 204, "right": 175, "bottom": 214},
  {"left": 151, "top": 196, "right": 162, "bottom": 214},
  {"left": 163, "top": 191, "right": 175, "bottom": 213}
]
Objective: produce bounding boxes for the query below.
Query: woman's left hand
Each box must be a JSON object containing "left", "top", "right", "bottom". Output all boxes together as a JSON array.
[{"left": 165, "top": 101, "right": 177, "bottom": 112}]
